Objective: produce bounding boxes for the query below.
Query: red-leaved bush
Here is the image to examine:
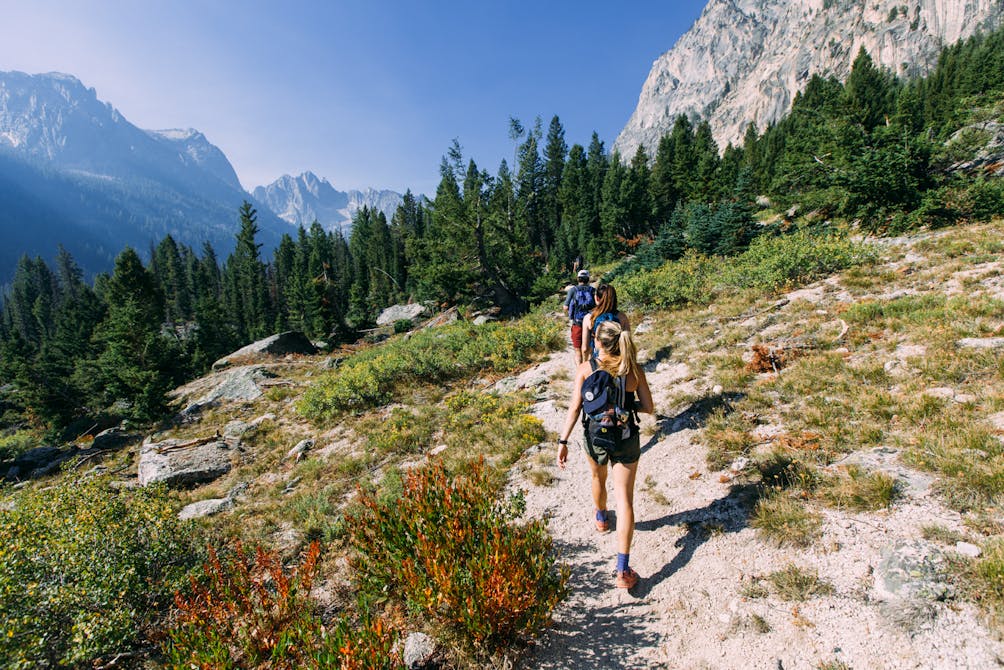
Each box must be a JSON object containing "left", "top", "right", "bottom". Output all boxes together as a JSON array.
[
  {"left": 165, "top": 540, "right": 402, "bottom": 669},
  {"left": 346, "top": 459, "right": 568, "bottom": 654}
]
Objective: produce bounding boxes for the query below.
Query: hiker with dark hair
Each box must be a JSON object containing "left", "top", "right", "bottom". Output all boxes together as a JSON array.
[
  {"left": 557, "top": 319, "right": 653, "bottom": 590},
  {"left": 564, "top": 269, "right": 595, "bottom": 364},
  {"left": 581, "top": 283, "right": 630, "bottom": 361}
]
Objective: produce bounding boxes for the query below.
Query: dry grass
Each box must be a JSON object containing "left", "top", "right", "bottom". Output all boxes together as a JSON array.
[
  {"left": 816, "top": 465, "right": 899, "bottom": 511},
  {"left": 702, "top": 407, "right": 757, "bottom": 471},
  {"left": 921, "top": 524, "right": 969, "bottom": 545},
  {"left": 642, "top": 475, "right": 672, "bottom": 507},
  {"left": 816, "top": 660, "right": 852, "bottom": 670},
  {"left": 767, "top": 564, "right": 835, "bottom": 601},
  {"left": 750, "top": 493, "right": 822, "bottom": 547}
]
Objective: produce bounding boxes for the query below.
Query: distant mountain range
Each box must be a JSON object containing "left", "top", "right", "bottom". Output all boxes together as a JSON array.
[
  {"left": 615, "top": 0, "right": 1004, "bottom": 158},
  {"left": 252, "top": 172, "right": 403, "bottom": 235},
  {"left": 0, "top": 71, "right": 403, "bottom": 283}
]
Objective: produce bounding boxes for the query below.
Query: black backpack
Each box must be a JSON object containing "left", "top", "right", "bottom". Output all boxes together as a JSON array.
[
  {"left": 581, "top": 360, "right": 634, "bottom": 452},
  {"left": 569, "top": 285, "right": 595, "bottom": 324}
]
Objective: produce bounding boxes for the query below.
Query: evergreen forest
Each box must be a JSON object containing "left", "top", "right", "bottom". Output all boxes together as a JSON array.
[{"left": 3, "top": 31, "right": 1004, "bottom": 435}]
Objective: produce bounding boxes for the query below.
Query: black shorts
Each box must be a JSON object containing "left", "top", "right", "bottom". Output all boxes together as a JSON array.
[{"left": 583, "top": 426, "right": 641, "bottom": 466}]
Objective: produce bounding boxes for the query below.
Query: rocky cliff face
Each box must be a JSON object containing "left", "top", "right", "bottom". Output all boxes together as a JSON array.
[{"left": 614, "top": 0, "right": 1004, "bottom": 158}]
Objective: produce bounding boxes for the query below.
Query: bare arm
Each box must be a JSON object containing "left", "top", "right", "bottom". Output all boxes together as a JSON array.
[
  {"left": 634, "top": 368, "right": 654, "bottom": 414},
  {"left": 557, "top": 362, "right": 588, "bottom": 468},
  {"left": 619, "top": 312, "right": 631, "bottom": 332},
  {"left": 579, "top": 313, "right": 592, "bottom": 358}
]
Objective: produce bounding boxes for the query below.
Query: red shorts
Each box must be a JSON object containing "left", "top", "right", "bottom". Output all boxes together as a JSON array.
[{"left": 570, "top": 323, "right": 584, "bottom": 349}]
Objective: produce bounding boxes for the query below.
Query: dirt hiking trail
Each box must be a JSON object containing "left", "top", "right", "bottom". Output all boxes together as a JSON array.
[{"left": 510, "top": 258, "right": 1004, "bottom": 670}]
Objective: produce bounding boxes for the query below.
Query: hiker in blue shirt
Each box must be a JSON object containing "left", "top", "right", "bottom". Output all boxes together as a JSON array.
[
  {"left": 557, "top": 319, "right": 653, "bottom": 590},
  {"left": 563, "top": 269, "right": 595, "bottom": 365},
  {"left": 581, "top": 283, "right": 630, "bottom": 362}
]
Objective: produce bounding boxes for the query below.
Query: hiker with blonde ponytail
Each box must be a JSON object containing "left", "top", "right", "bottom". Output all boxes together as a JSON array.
[{"left": 557, "top": 319, "right": 653, "bottom": 590}]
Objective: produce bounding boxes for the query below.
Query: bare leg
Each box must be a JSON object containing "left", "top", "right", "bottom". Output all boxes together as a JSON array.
[
  {"left": 587, "top": 457, "right": 608, "bottom": 513},
  {"left": 612, "top": 460, "right": 639, "bottom": 554}
]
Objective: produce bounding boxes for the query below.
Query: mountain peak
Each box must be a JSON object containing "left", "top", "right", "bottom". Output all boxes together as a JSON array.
[{"left": 253, "top": 173, "right": 403, "bottom": 232}]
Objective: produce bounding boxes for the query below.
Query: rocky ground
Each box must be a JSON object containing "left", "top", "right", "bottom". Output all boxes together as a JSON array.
[{"left": 511, "top": 229, "right": 1004, "bottom": 669}]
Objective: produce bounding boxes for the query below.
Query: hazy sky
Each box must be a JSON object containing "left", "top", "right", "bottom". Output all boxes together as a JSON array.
[{"left": 0, "top": 1, "right": 707, "bottom": 195}]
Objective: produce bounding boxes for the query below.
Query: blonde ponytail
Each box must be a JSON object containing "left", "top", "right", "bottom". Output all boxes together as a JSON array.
[{"left": 594, "top": 319, "right": 639, "bottom": 379}]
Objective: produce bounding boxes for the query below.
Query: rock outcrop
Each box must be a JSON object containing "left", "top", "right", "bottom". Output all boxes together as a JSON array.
[
  {"left": 376, "top": 303, "right": 430, "bottom": 326},
  {"left": 137, "top": 437, "right": 235, "bottom": 488},
  {"left": 212, "top": 331, "right": 318, "bottom": 370},
  {"left": 615, "top": 0, "right": 1004, "bottom": 158}
]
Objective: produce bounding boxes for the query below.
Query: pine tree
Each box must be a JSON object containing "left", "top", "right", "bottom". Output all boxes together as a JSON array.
[
  {"left": 651, "top": 131, "right": 681, "bottom": 228},
  {"left": 542, "top": 116, "right": 568, "bottom": 266},
  {"left": 584, "top": 133, "right": 608, "bottom": 262},
  {"left": 85, "top": 247, "right": 176, "bottom": 420},
  {"left": 558, "top": 144, "right": 592, "bottom": 265},
  {"left": 845, "top": 47, "right": 896, "bottom": 132},
  {"left": 623, "top": 145, "right": 653, "bottom": 239},
  {"left": 668, "top": 115, "right": 696, "bottom": 201},
  {"left": 598, "top": 153, "right": 628, "bottom": 261},
  {"left": 693, "top": 121, "right": 721, "bottom": 202},
  {"left": 224, "top": 202, "right": 271, "bottom": 341}
]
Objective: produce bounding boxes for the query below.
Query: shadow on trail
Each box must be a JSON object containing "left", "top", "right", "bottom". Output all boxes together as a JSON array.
[
  {"left": 529, "top": 538, "right": 665, "bottom": 669},
  {"left": 640, "top": 391, "right": 744, "bottom": 454},
  {"left": 632, "top": 483, "right": 761, "bottom": 598},
  {"left": 641, "top": 344, "right": 674, "bottom": 372}
]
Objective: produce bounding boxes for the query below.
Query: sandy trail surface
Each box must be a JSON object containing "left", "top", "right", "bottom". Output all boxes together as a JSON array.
[{"left": 512, "top": 329, "right": 1003, "bottom": 669}]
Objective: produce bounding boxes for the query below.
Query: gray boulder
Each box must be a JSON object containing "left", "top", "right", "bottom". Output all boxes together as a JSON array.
[
  {"left": 138, "top": 438, "right": 233, "bottom": 488},
  {"left": 212, "top": 331, "right": 318, "bottom": 370},
  {"left": 223, "top": 420, "right": 255, "bottom": 440},
  {"left": 13, "top": 445, "right": 62, "bottom": 469},
  {"left": 200, "top": 366, "right": 275, "bottom": 405},
  {"left": 423, "top": 306, "right": 460, "bottom": 329},
  {"left": 178, "top": 497, "right": 233, "bottom": 520},
  {"left": 957, "top": 337, "right": 1004, "bottom": 350},
  {"left": 403, "top": 632, "right": 436, "bottom": 669},
  {"left": 873, "top": 541, "right": 954, "bottom": 627},
  {"left": 91, "top": 426, "right": 140, "bottom": 450},
  {"left": 376, "top": 303, "right": 429, "bottom": 326},
  {"left": 286, "top": 439, "right": 314, "bottom": 462}
]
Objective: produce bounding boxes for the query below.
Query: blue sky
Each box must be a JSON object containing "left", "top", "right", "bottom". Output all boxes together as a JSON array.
[{"left": 0, "top": 1, "right": 707, "bottom": 195}]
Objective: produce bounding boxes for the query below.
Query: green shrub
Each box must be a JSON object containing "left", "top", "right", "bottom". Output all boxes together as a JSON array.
[
  {"left": 346, "top": 459, "right": 568, "bottom": 656},
  {"left": 393, "top": 319, "right": 413, "bottom": 334},
  {"left": 0, "top": 430, "right": 37, "bottom": 461},
  {"left": 166, "top": 541, "right": 402, "bottom": 669},
  {"left": 619, "top": 230, "right": 874, "bottom": 310},
  {"left": 720, "top": 229, "right": 876, "bottom": 293},
  {"left": 299, "top": 314, "right": 562, "bottom": 423},
  {"left": 0, "top": 477, "right": 202, "bottom": 668}
]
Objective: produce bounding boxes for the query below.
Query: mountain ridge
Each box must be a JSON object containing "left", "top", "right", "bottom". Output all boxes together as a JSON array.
[{"left": 0, "top": 71, "right": 286, "bottom": 280}]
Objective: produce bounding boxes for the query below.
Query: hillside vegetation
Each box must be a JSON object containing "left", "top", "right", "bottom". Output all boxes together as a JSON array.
[
  {"left": 4, "top": 27, "right": 1004, "bottom": 438},
  {"left": 1, "top": 23, "right": 1004, "bottom": 670}
]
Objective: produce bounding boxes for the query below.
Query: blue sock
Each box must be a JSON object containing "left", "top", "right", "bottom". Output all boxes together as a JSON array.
[
  {"left": 596, "top": 509, "right": 607, "bottom": 522},
  {"left": 617, "top": 553, "right": 630, "bottom": 573}
]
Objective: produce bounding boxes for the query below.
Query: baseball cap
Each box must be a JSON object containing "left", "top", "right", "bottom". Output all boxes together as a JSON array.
[{"left": 577, "top": 269, "right": 590, "bottom": 279}]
